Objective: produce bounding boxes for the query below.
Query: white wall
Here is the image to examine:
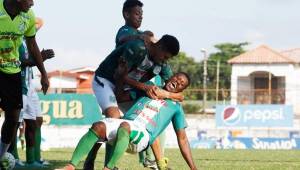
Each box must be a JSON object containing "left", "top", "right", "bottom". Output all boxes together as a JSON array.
[
  {"left": 231, "top": 63, "right": 300, "bottom": 114},
  {"left": 50, "top": 76, "right": 77, "bottom": 88}
]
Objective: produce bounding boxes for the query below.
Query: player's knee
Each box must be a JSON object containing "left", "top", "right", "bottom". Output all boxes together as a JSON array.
[
  {"left": 119, "top": 122, "right": 130, "bottom": 133},
  {"left": 104, "top": 107, "right": 121, "bottom": 118},
  {"left": 91, "top": 121, "right": 106, "bottom": 138}
]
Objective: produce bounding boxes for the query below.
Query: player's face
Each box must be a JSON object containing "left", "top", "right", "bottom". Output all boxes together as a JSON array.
[
  {"left": 165, "top": 73, "right": 189, "bottom": 93},
  {"left": 152, "top": 50, "right": 172, "bottom": 64},
  {"left": 126, "top": 6, "right": 143, "bottom": 29},
  {"left": 17, "top": 0, "right": 34, "bottom": 12}
]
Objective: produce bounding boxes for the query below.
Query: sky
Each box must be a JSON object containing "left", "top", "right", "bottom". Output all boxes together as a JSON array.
[{"left": 32, "top": 0, "right": 300, "bottom": 72}]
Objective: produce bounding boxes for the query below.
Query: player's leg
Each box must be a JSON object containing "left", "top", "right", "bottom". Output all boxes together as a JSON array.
[
  {"left": 31, "top": 88, "right": 50, "bottom": 165},
  {"left": 105, "top": 122, "right": 131, "bottom": 169},
  {"left": 55, "top": 121, "right": 109, "bottom": 170},
  {"left": 84, "top": 76, "right": 121, "bottom": 170},
  {"left": 0, "top": 72, "right": 22, "bottom": 169},
  {"left": 35, "top": 117, "right": 44, "bottom": 162},
  {"left": 24, "top": 119, "right": 37, "bottom": 165},
  {"left": 19, "top": 121, "right": 25, "bottom": 150}
]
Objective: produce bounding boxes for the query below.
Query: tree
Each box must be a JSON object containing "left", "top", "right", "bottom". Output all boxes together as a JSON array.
[
  {"left": 169, "top": 52, "right": 202, "bottom": 88},
  {"left": 207, "top": 42, "right": 248, "bottom": 90}
]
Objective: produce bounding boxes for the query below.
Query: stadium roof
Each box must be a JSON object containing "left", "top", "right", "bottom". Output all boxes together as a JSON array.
[{"left": 228, "top": 45, "right": 297, "bottom": 64}]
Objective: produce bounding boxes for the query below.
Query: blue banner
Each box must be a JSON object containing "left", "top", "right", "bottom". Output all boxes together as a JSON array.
[
  {"left": 216, "top": 105, "right": 293, "bottom": 127},
  {"left": 225, "top": 137, "right": 300, "bottom": 150}
]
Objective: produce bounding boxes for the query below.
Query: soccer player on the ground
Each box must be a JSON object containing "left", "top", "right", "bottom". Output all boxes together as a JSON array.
[
  {"left": 0, "top": 0, "right": 49, "bottom": 168},
  {"left": 84, "top": 1, "right": 181, "bottom": 169},
  {"left": 56, "top": 72, "right": 197, "bottom": 170}
]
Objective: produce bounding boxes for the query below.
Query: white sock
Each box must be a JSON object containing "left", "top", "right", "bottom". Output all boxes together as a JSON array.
[{"left": 0, "top": 140, "right": 10, "bottom": 159}]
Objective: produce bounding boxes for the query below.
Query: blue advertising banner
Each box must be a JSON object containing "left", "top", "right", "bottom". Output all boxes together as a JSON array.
[
  {"left": 216, "top": 105, "right": 293, "bottom": 127},
  {"left": 39, "top": 94, "right": 102, "bottom": 125},
  {"left": 225, "top": 137, "right": 300, "bottom": 150}
]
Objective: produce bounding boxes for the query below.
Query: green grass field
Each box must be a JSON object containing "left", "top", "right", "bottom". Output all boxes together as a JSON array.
[{"left": 13, "top": 149, "right": 300, "bottom": 170}]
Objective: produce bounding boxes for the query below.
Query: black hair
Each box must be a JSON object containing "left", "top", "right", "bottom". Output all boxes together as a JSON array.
[
  {"left": 159, "top": 35, "right": 180, "bottom": 56},
  {"left": 122, "top": 0, "right": 143, "bottom": 13},
  {"left": 177, "top": 72, "right": 191, "bottom": 89}
]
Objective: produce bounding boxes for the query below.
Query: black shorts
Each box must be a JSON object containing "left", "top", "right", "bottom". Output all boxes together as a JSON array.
[{"left": 0, "top": 71, "right": 23, "bottom": 111}]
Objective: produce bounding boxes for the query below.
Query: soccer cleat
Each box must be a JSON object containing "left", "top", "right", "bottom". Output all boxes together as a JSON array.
[
  {"left": 15, "top": 159, "right": 25, "bottom": 167},
  {"left": 54, "top": 164, "right": 75, "bottom": 170},
  {"left": 157, "top": 157, "right": 172, "bottom": 170},
  {"left": 38, "top": 158, "right": 50, "bottom": 166},
  {"left": 25, "top": 161, "right": 45, "bottom": 168},
  {"left": 143, "top": 158, "right": 158, "bottom": 170}
]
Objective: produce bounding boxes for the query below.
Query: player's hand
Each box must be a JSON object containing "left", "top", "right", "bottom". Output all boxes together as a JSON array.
[
  {"left": 152, "top": 88, "right": 170, "bottom": 100},
  {"left": 144, "top": 85, "right": 159, "bottom": 99},
  {"left": 40, "top": 73, "right": 49, "bottom": 95},
  {"left": 41, "top": 49, "right": 55, "bottom": 61}
]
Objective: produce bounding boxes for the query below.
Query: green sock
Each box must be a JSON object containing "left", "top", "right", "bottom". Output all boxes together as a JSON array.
[
  {"left": 159, "top": 130, "right": 166, "bottom": 156},
  {"left": 26, "top": 147, "right": 35, "bottom": 164},
  {"left": 34, "top": 127, "right": 41, "bottom": 161},
  {"left": 106, "top": 127, "right": 129, "bottom": 169},
  {"left": 11, "top": 137, "right": 19, "bottom": 160},
  {"left": 70, "top": 129, "right": 99, "bottom": 166},
  {"left": 138, "top": 151, "right": 145, "bottom": 164},
  {"left": 104, "top": 143, "right": 114, "bottom": 166},
  {"left": 146, "top": 147, "right": 155, "bottom": 161}
]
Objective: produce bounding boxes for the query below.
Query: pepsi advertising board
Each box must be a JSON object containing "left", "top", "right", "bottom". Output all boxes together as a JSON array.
[{"left": 216, "top": 105, "right": 293, "bottom": 127}]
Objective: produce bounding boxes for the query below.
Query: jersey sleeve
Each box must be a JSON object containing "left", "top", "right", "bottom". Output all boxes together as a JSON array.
[
  {"left": 24, "top": 10, "right": 36, "bottom": 37},
  {"left": 160, "top": 63, "right": 173, "bottom": 82},
  {"left": 172, "top": 104, "right": 187, "bottom": 131},
  {"left": 121, "top": 41, "right": 146, "bottom": 69}
]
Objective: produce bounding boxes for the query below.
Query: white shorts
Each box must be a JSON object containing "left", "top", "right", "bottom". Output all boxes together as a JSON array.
[
  {"left": 92, "top": 76, "right": 118, "bottom": 112},
  {"left": 100, "top": 118, "right": 150, "bottom": 153},
  {"left": 21, "top": 85, "right": 41, "bottom": 120}
]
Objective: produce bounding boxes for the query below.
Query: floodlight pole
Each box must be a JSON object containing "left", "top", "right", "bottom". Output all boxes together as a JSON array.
[{"left": 201, "top": 49, "right": 208, "bottom": 116}]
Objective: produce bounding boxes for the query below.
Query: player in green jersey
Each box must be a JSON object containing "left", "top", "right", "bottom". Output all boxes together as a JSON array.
[
  {"left": 0, "top": 0, "right": 49, "bottom": 168},
  {"left": 85, "top": 1, "right": 180, "bottom": 169},
  {"left": 56, "top": 72, "right": 197, "bottom": 170}
]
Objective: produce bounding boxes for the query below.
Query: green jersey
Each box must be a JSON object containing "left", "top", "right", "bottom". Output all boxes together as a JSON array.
[
  {"left": 115, "top": 25, "right": 142, "bottom": 47},
  {"left": 0, "top": 0, "right": 36, "bottom": 74},
  {"left": 123, "top": 97, "right": 187, "bottom": 144},
  {"left": 95, "top": 40, "right": 173, "bottom": 84}
]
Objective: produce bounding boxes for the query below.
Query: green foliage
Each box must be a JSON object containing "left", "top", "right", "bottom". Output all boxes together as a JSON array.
[
  {"left": 168, "top": 43, "right": 248, "bottom": 100},
  {"left": 169, "top": 52, "right": 202, "bottom": 88},
  {"left": 207, "top": 42, "right": 249, "bottom": 90},
  {"left": 182, "top": 103, "right": 201, "bottom": 114}
]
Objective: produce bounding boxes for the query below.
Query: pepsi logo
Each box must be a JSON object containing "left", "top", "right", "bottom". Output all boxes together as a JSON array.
[{"left": 222, "top": 106, "right": 241, "bottom": 125}]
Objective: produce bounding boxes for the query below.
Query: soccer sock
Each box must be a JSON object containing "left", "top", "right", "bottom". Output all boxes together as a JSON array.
[
  {"left": 70, "top": 129, "right": 99, "bottom": 166},
  {"left": 11, "top": 137, "right": 19, "bottom": 160},
  {"left": 106, "top": 127, "right": 130, "bottom": 169},
  {"left": 146, "top": 146, "right": 155, "bottom": 161},
  {"left": 34, "top": 127, "right": 41, "bottom": 161},
  {"left": 0, "top": 141, "right": 10, "bottom": 159},
  {"left": 138, "top": 151, "right": 145, "bottom": 164},
  {"left": 26, "top": 146, "right": 35, "bottom": 163},
  {"left": 104, "top": 143, "right": 114, "bottom": 166}
]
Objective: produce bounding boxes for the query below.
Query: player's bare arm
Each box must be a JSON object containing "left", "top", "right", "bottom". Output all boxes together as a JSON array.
[
  {"left": 25, "top": 36, "right": 49, "bottom": 94},
  {"left": 153, "top": 88, "right": 184, "bottom": 102},
  {"left": 176, "top": 129, "right": 197, "bottom": 170}
]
